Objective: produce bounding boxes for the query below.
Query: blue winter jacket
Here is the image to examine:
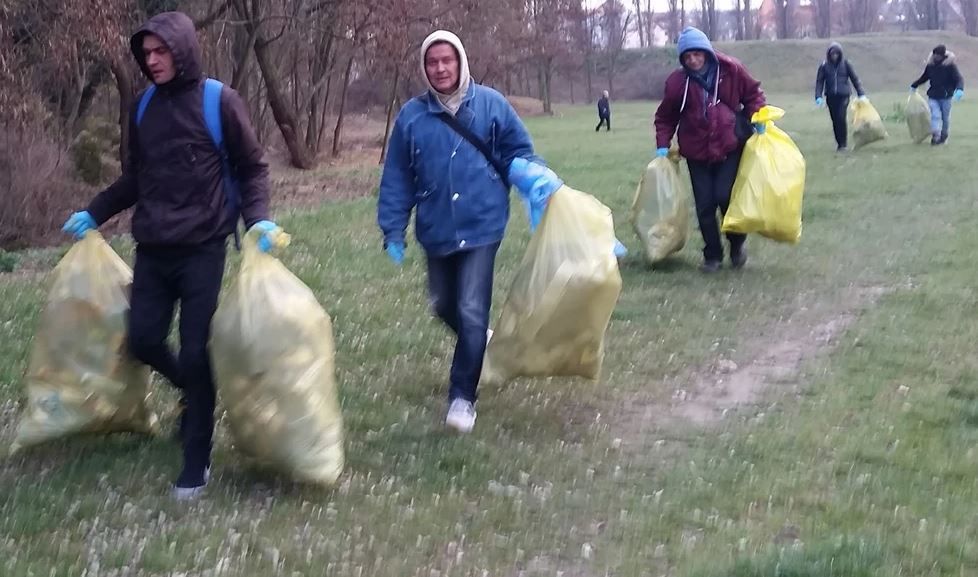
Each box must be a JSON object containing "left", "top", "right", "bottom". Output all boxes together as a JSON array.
[{"left": 378, "top": 83, "right": 541, "bottom": 256}]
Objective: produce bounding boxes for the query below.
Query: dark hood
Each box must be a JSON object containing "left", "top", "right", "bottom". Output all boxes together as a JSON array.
[
  {"left": 826, "top": 42, "right": 843, "bottom": 62},
  {"left": 129, "top": 11, "right": 202, "bottom": 89},
  {"left": 929, "top": 51, "right": 957, "bottom": 66}
]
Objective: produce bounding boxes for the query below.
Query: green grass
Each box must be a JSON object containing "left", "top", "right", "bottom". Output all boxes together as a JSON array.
[
  {"left": 1, "top": 93, "right": 977, "bottom": 575},
  {"left": 621, "top": 31, "right": 978, "bottom": 97}
]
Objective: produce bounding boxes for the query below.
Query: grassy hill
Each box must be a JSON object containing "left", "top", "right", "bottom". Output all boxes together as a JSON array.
[{"left": 589, "top": 31, "right": 978, "bottom": 100}]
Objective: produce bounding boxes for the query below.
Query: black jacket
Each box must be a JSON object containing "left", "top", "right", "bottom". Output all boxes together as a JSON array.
[
  {"left": 815, "top": 43, "right": 864, "bottom": 99},
  {"left": 597, "top": 96, "right": 610, "bottom": 117},
  {"left": 912, "top": 52, "right": 965, "bottom": 100},
  {"left": 88, "top": 11, "right": 270, "bottom": 246}
]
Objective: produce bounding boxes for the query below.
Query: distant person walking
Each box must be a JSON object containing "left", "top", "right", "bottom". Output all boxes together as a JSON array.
[
  {"left": 815, "top": 42, "right": 867, "bottom": 152},
  {"left": 911, "top": 44, "right": 965, "bottom": 145},
  {"left": 596, "top": 90, "right": 611, "bottom": 131}
]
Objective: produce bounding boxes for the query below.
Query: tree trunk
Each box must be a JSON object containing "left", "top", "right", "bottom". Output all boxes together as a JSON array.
[
  {"left": 252, "top": 37, "right": 315, "bottom": 169},
  {"left": 963, "top": 0, "right": 978, "bottom": 35},
  {"left": 538, "top": 62, "right": 554, "bottom": 115},
  {"left": 331, "top": 55, "right": 355, "bottom": 159},
  {"left": 379, "top": 69, "right": 400, "bottom": 165},
  {"left": 111, "top": 59, "right": 135, "bottom": 171},
  {"left": 634, "top": 0, "right": 646, "bottom": 46},
  {"left": 316, "top": 73, "right": 333, "bottom": 153}
]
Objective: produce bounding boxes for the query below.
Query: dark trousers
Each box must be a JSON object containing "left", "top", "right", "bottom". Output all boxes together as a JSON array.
[
  {"left": 427, "top": 243, "right": 500, "bottom": 403},
  {"left": 687, "top": 150, "right": 746, "bottom": 263},
  {"left": 827, "top": 95, "right": 849, "bottom": 149},
  {"left": 128, "top": 241, "right": 225, "bottom": 479},
  {"left": 596, "top": 115, "right": 610, "bottom": 131}
]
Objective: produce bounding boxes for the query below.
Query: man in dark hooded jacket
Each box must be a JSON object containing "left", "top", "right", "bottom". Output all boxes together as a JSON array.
[
  {"left": 61, "top": 11, "right": 281, "bottom": 500},
  {"left": 911, "top": 44, "right": 965, "bottom": 145},
  {"left": 815, "top": 42, "right": 866, "bottom": 152}
]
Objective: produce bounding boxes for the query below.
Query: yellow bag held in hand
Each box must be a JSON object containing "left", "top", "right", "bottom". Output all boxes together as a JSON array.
[
  {"left": 722, "top": 105, "right": 805, "bottom": 244},
  {"left": 630, "top": 156, "right": 690, "bottom": 265},
  {"left": 210, "top": 228, "right": 344, "bottom": 485},
  {"left": 849, "top": 98, "right": 888, "bottom": 149},
  {"left": 11, "top": 232, "right": 157, "bottom": 454},
  {"left": 906, "top": 91, "right": 931, "bottom": 143},
  {"left": 481, "top": 185, "right": 622, "bottom": 386}
]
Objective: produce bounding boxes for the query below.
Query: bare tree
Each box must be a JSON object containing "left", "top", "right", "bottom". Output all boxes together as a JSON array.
[
  {"left": 598, "top": 0, "right": 632, "bottom": 95},
  {"left": 814, "top": 0, "right": 832, "bottom": 37},
  {"left": 700, "top": 0, "right": 717, "bottom": 38},
  {"left": 774, "top": 0, "right": 793, "bottom": 38},
  {"left": 845, "top": 0, "right": 883, "bottom": 32},
  {"left": 667, "top": 0, "right": 681, "bottom": 41},
  {"left": 963, "top": 0, "right": 978, "bottom": 35}
]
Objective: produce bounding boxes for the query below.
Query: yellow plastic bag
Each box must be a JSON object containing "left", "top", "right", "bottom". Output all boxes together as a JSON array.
[
  {"left": 11, "top": 232, "right": 157, "bottom": 454},
  {"left": 722, "top": 106, "right": 805, "bottom": 244},
  {"left": 481, "top": 186, "right": 622, "bottom": 386},
  {"left": 849, "top": 98, "right": 888, "bottom": 149},
  {"left": 210, "top": 229, "right": 344, "bottom": 486},
  {"left": 906, "top": 91, "right": 931, "bottom": 143},
  {"left": 630, "top": 157, "right": 690, "bottom": 265}
]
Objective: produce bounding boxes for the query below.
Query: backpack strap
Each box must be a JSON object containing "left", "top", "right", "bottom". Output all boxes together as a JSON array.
[
  {"left": 203, "top": 78, "right": 242, "bottom": 250},
  {"left": 136, "top": 85, "right": 157, "bottom": 126}
]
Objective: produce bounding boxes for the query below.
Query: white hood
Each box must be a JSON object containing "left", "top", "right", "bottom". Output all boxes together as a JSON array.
[{"left": 420, "top": 30, "right": 471, "bottom": 116}]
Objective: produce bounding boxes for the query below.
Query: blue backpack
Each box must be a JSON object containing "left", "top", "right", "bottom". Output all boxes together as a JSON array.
[{"left": 136, "top": 78, "right": 242, "bottom": 248}]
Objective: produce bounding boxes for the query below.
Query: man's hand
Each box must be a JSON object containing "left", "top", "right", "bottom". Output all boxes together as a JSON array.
[
  {"left": 385, "top": 242, "right": 405, "bottom": 266},
  {"left": 62, "top": 211, "right": 96, "bottom": 240}
]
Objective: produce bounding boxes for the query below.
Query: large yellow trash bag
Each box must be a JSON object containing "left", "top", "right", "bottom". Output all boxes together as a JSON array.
[
  {"left": 630, "top": 156, "right": 690, "bottom": 265},
  {"left": 210, "top": 230, "right": 344, "bottom": 485},
  {"left": 481, "top": 186, "right": 622, "bottom": 386},
  {"left": 11, "top": 232, "right": 157, "bottom": 454},
  {"left": 906, "top": 91, "right": 932, "bottom": 143},
  {"left": 849, "top": 98, "right": 888, "bottom": 149},
  {"left": 722, "top": 105, "right": 805, "bottom": 244}
]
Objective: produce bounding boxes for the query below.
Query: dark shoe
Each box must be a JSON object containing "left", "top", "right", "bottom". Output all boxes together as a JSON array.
[
  {"left": 730, "top": 245, "right": 748, "bottom": 269},
  {"left": 932, "top": 136, "right": 945, "bottom": 146},
  {"left": 700, "top": 260, "right": 722, "bottom": 273}
]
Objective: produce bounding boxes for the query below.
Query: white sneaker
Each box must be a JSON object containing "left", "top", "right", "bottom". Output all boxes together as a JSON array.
[
  {"left": 445, "top": 399, "right": 477, "bottom": 433},
  {"left": 172, "top": 467, "right": 210, "bottom": 501}
]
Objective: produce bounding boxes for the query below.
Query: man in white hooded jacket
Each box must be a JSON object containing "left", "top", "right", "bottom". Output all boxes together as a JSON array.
[{"left": 377, "top": 31, "right": 562, "bottom": 433}]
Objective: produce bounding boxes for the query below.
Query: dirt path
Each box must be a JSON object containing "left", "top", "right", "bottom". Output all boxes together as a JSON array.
[{"left": 614, "top": 284, "right": 891, "bottom": 451}]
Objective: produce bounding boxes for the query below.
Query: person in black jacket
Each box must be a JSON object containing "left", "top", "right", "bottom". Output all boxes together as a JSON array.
[
  {"left": 911, "top": 45, "right": 965, "bottom": 145},
  {"left": 596, "top": 90, "right": 611, "bottom": 131},
  {"left": 60, "top": 11, "right": 281, "bottom": 500},
  {"left": 815, "top": 42, "right": 866, "bottom": 152}
]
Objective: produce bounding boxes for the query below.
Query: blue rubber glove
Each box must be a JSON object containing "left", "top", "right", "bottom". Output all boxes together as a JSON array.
[
  {"left": 508, "top": 157, "right": 563, "bottom": 232},
  {"left": 753, "top": 123, "right": 766, "bottom": 135},
  {"left": 62, "top": 211, "right": 96, "bottom": 240},
  {"left": 954, "top": 89, "right": 964, "bottom": 102},
  {"left": 385, "top": 242, "right": 405, "bottom": 266},
  {"left": 250, "top": 220, "right": 279, "bottom": 253},
  {"left": 909, "top": 86, "right": 917, "bottom": 93},
  {"left": 656, "top": 148, "right": 669, "bottom": 158},
  {"left": 815, "top": 97, "right": 824, "bottom": 107},
  {"left": 613, "top": 239, "right": 628, "bottom": 258},
  {"left": 857, "top": 95, "right": 869, "bottom": 102}
]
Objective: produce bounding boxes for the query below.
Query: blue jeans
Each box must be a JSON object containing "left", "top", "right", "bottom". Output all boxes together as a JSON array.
[
  {"left": 929, "top": 98, "right": 952, "bottom": 139},
  {"left": 427, "top": 242, "right": 500, "bottom": 403}
]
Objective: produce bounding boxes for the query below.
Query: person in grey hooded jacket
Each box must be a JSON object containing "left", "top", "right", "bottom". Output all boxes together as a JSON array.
[{"left": 815, "top": 42, "right": 866, "bottom": 151}]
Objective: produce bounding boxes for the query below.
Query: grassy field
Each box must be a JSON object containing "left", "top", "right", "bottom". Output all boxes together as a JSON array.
[{"left": 1, "top": 92, "right": 977, "bottom": 576}]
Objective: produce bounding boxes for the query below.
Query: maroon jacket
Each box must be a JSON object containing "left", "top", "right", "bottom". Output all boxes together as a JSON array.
[
  {"left": 654, "top": 52, "right": 765, "bottom": 164},
  {"left": 88, "top": 12, "right": 270, "bottom": 246}
]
